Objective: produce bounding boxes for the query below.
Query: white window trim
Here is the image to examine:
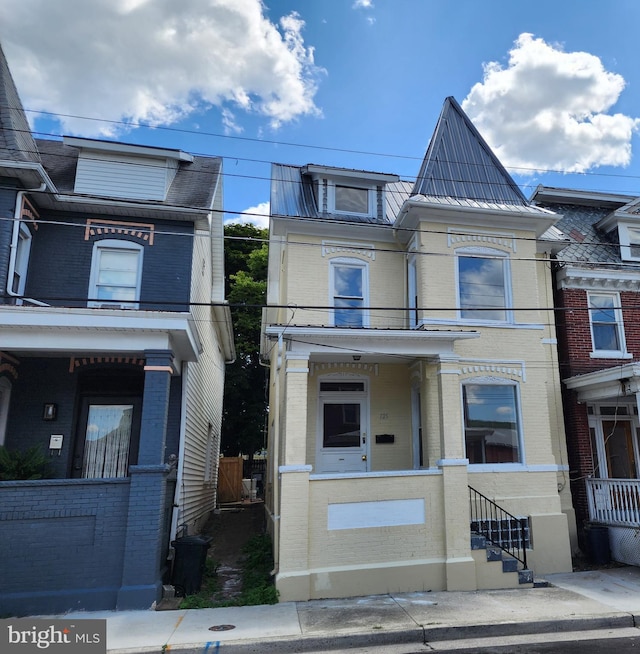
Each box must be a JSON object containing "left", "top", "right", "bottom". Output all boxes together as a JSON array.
[
  {"left": 204, "top": 422, "right": 216, "bottom": 484},
  {"left": 316, "top": 374, "right": 370, "bottom": 472},
  {"left": 329, "top": 257, "right": 370, "bottom": 328},
  {"left": 461, "top": 377, "right": 525, "bottom": 467},
  {"left": 88, "top": 239, "right": 144, "bottom": 309},
  {"left": 588, "top": 402, "right": 640, "bottom": 479},
  {"left": 455, "top": 246, "right": 513, "bottom": 325},
  {"left": 327, "top": 181, "right": 376, "bottom": 217},
  {"left": 0, "top": 377, "right": 12, "bottom": 446},
  {"left": 407, "top": 254, "right": 418, "bottom": 329},
  {"left": 618, "top": 224, "right": 640, "bottom": 262},
  {"left": 587, "top": 291, "right": 631, "bottom": 359},
  {"left": 10, "top": 222, "right": 33, "bottom": 305}
]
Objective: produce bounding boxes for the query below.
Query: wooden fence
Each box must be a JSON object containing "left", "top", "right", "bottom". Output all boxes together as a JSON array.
[{"left": 217, "top": 456, "right": 243, "bottom": 503}]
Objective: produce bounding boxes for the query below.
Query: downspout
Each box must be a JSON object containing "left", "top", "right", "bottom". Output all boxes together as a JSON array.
[
  {"left": 170, "top": 361, "right": 190, "bottom": 544},
  {"left": 270, "top": 333, "right": 284, "bottom": 576},
  {"left": 7, "top": 186, "right": 45, "bottom": 300}
]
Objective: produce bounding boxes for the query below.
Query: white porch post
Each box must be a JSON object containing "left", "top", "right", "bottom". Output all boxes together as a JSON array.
[
  {"left": 437, "top": 358, "right": 475, "bottom": 591},
  {"left": 277, "top": 353, "right": 312, "bottom": 600}
]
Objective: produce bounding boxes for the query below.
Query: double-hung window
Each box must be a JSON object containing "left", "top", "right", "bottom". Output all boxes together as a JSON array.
[
  {"left": 588, "top": 292, "right": 627, "bottom": 357},
  {"left": 11, "top": 222, "right": 32, "bottom": 303},
  {"left": 457, "top": 249, "right": 509, "bottom": 322},
  {"left": 88, "top": 240, "right": 143, "bottom": 309},
  {"left": 463, "top": 382, "right": 522, "bottom": 464},
  {"left": 330, "top": 259, "right": 368, "bottom": 327}
]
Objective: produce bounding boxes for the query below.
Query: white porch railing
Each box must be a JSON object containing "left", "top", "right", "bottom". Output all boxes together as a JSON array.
[{"left": 586, "top": 478, "right": 640, "bottom": 526}]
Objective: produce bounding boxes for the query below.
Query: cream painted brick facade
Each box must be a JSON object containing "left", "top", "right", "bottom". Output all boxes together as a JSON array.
[{"left": 262, "top": 99, "right": 575, "bottom": 602}]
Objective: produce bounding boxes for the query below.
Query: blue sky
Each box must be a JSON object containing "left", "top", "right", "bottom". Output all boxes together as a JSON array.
[{"left": 2, "top": 0, "right": 640, "bottom": 228}]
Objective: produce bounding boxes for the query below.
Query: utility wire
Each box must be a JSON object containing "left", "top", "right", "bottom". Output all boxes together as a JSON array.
[{"left": 10, "top": 103, "right": 640, "bottom": 187}]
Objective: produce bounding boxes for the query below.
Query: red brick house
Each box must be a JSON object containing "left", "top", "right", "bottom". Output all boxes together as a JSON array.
[{"left": 532, "top": 186, "right": 640, "bottom": 564}]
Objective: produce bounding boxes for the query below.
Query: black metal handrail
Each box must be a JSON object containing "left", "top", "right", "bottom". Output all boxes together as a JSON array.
[{"left": 468, "top": 485, "right": 528, "bottom": 569}]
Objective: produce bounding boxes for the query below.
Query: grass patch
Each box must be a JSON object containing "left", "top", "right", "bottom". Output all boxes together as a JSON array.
[{"left": 179, "top": 533, "right": 277, "bottom": 609}]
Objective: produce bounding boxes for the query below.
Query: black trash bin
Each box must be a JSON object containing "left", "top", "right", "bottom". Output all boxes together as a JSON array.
[
  {"left": 171, "top": 535, "right": 212, "bottom": 596},
  {"left": 586, "top": 524, "right": 610, "bottom": 565}
]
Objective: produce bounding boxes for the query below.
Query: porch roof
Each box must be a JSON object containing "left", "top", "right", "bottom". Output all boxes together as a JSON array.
[
  {"left": 564, "top": 362, "right": 640, "bottom": 402},
  {"left": 0, "top": 305, "right": 201, "bottom": 367},
  {"left": 265, "top": 325, "right": 479, "bottom": 363}
]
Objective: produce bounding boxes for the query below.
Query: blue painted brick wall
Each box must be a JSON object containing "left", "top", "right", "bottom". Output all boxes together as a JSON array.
[
  {"left": 0, "top": 478, "right": 131, "bottom": 615},
  {"left": 4, "top": 357, "right": 77, "bottom": 478},
  {"left": 25, "top": 211, "right": 193, "bottom": 310},
  {"left": 5, "top": 357, "right": 182, "bottom": 478}
]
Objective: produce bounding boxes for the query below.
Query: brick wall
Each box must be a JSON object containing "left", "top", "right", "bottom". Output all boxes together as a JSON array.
[
  {"left": 0, "top": 478, "right": 130, "bottom": 615},
  {"left": 25, "top": 211, "right": 193, "bottom": 310}
]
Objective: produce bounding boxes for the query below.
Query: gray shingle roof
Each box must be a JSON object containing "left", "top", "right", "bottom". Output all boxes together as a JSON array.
[
  {"left": 33, "top": 138, "right": 221, "bottom": 210},
  {"left": 0, "top": 43, "right": 40, "bottom": 164},
  {"left": 539, "top": 201, "right": 629, "bottom": 268},
  {"left": 0, "top": 43, "right": 219, "bottom": 211}
]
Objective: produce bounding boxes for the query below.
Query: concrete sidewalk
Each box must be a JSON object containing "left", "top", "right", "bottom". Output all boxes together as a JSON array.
[{"left": 41, "top": 568, "right": 640, "bottom": 653}]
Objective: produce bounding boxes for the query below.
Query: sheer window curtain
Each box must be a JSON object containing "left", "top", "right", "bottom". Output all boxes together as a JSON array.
[{"left": 82, "top": 405, "right": 133, "bottom": 478}]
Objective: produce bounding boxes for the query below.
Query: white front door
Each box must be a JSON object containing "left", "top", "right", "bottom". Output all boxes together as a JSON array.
[{"left": 317, "top": 396, "right": 368, "bottom": 473}]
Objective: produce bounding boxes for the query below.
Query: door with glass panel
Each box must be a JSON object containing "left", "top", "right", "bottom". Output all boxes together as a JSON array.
[
  {"left": 73, "top": 396, "right": 141, "bottom": 478},
  {"left": 317, "top": 380, "right": 368, "bottom": 473},
  {"left": 602, "top": 420, "right": 638, "bottom": 479}
]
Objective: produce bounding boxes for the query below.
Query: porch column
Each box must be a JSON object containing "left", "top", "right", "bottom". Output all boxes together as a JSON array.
[
  {"left": 276, "top": 466, "right": 312, "bottom": 601},
  {"left": 276, "top": 354, "right": 311, "bottom": 600},
  {"left": 117, "top": 349, "right": 174, "bottom": 609},
  {"left": 283, "top": 353, "right": 310, "bottom": 465},
  {"left": 437, "top": 358, "right": 475, "bottom": 591}
]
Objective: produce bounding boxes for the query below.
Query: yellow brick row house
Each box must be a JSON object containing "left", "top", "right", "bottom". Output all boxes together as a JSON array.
[{"left": 260, "top": 97, "right": 576, "bottom": 601}]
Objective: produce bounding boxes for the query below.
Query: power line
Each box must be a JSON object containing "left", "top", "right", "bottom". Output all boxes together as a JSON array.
[
  {"left": 4, "top": 103, "right": 640, "bottom": 195},
  {"left": 12, "top": 103, "right": 640, "bottom": 187}
]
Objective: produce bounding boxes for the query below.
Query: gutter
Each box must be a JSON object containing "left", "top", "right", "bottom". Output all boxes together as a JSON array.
[
  {"left": 212, "top": 302, "right": 236, "bottom": 364},
  {"left": 269, "top": 333, "right": 283, "bottom": 577}
]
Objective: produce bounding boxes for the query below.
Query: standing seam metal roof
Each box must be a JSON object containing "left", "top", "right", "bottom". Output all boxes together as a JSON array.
[{"left": 413, "top": 96, "right": 528, "bottom": 207}]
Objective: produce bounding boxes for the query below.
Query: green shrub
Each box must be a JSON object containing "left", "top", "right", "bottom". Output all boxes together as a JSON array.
[
  {"left": 0, "top": 445, "right": 50, "bottom": 481},
  {"left": 178, "top": 533, "right": 278, "bottom": 609}
]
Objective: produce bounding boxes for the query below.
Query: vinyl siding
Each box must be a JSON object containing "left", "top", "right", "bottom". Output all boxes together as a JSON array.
[
  {"left": 74, "top": 152, "right": 172, "bottom": 201},
  {"left": 180, "top": 221, "right": 226, "bottom": 530}
]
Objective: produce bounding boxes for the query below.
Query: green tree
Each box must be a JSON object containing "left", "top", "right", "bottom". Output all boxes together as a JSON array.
[{"left": 222, "top": 224, "right": 268, "bottom": 456}]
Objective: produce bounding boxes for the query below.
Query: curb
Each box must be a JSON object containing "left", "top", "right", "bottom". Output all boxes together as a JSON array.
[{"left": 109, "top": 613, "right": 637, "bottom": 654}]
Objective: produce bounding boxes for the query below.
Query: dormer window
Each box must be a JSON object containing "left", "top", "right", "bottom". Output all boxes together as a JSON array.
[
  {"left": 300, "top": 164, "right": 399, "bottom": 221},
  {"left": 618, "top": 224, "right": 640, "bottom": 261},
  {"left": 334, "top": 184, "right": 371, "bottom": 215}
]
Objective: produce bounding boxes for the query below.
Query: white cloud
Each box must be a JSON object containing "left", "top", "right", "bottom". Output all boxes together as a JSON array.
[
  {"left": 0, "top": 0, "right": 323, "bottom": 137},
  {"left": 229, "top": 201, "right": 270, "bottom": 229},
  {"left": 462, "top": 33, "right": 639, "bottom": 174},
  {"left": 221, "top": 108, "right": 243, "bottom": 135},
  {"left": 353, "top": 0, "right": 374, "bottom": 8}
]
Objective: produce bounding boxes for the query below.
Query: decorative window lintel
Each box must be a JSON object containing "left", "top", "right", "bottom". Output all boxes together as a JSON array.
[
  {"left": 322, "top": 241, "right": 375, "bottom": 260},
  {"left": 85, "top": 219, "right": 155, "bottom": 245},
  {"left": 448, "top": 228, "right": 516, "bottom": 253}
]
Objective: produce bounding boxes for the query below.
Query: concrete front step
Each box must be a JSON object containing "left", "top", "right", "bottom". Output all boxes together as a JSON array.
[{"left": 471, "top": 532, "right": 533, "bottom": 589}]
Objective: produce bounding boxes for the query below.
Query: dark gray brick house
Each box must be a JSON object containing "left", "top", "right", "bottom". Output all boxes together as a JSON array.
[{"left": 0, "top": 43, "right": 234, "bottom": 615}]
